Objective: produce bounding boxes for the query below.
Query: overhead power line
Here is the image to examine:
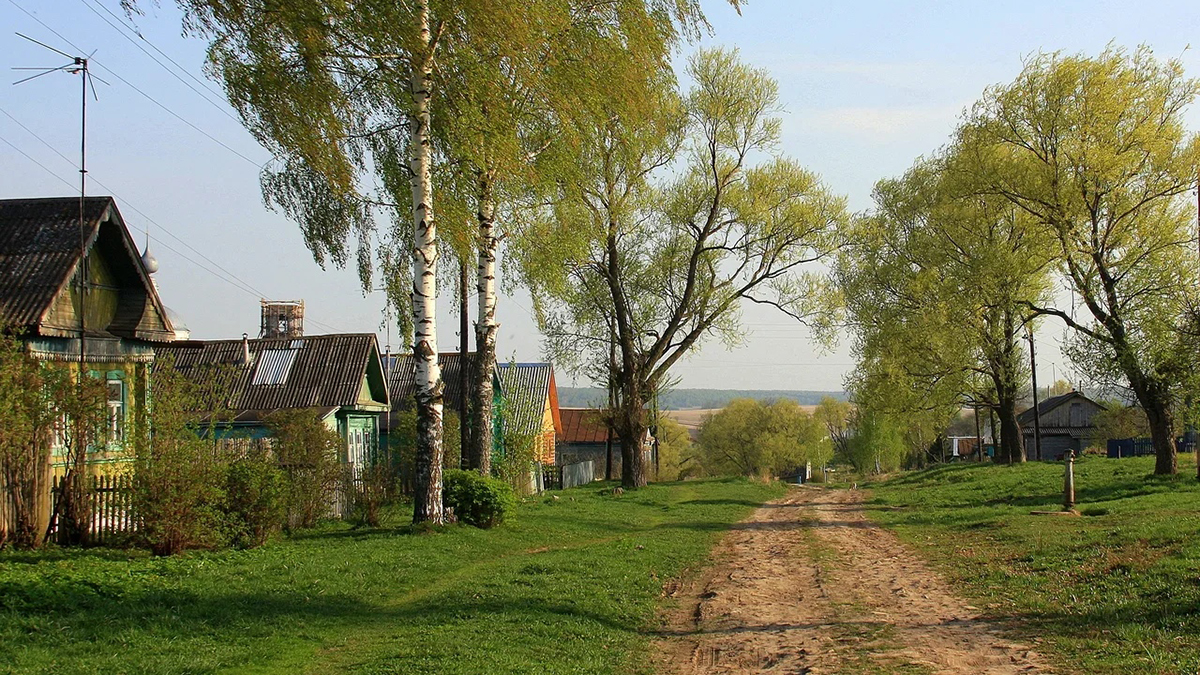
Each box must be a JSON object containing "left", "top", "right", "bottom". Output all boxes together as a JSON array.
[
  {"left": 7, "top": 0, "right": 265, "bottom": 168},
  {"left": 79, "top": 0, "right": 242, "bottom": 126}
]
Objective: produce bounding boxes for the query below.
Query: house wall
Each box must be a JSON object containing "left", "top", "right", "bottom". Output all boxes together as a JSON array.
[{"left": 1040, "top": 400, "right": 1103, "bottom": 428}]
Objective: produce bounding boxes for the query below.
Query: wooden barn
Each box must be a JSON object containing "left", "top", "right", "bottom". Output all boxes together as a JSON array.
[{"left": 1018, "top": 391, "right": 1106, "bottom": 460}]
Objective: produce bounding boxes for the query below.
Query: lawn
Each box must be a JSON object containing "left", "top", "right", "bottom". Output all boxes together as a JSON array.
[
  {"left": 867, "top": 454, "right": 1200, "bottom": 675},
  {"left": 0, "top": 478, "right": 784, "bottom": 675}
]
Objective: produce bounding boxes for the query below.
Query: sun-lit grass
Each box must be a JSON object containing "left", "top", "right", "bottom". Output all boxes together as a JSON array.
[
  {"left": 0, "top": 478, "right": 784, "bottom": 675},
  {"left": 867, "top": 454, "right": 1200, "bottom": 674}
]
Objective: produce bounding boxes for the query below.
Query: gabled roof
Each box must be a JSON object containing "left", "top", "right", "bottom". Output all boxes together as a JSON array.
[
  {"left": 559, "top": 408, "right": 608, "bottom": 444},
  {"left": 1017, "top": 391, "right": 1105, "bottom": 426},
  {"left": 497, "top": 362, "right": 561, "bottom": 439},
  {"left": 156, "top": 333, "right": 388, "bottom": 418},
  {"left": 385, "top": 352, "right": 493, "bottom": 412},
  {"left": 0, "top": 197, "right": 174, "bottom": 341}
]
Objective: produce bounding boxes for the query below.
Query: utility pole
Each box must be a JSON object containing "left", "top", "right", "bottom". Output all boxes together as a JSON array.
[
  {"left": 605, "top": 321, "right": 615, "bottom": 482},
  {"left": 1026, "top": 327, "right": 1043, "bottom": 462},
  {"left": 459, "top": 258, "right": 470, "bottom": 463}
]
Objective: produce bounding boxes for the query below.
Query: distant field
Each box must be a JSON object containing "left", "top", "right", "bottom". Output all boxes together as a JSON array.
[
  {"left": 558, "top": 387, "right": 845, "bottom": 410},
  {"left": 868, "top": 455, "right": 1200, "bottom": 674}
]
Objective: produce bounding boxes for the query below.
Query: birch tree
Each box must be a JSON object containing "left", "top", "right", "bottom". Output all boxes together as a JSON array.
[
  {"left": 519, "top": 49, "right": 847, "bottom": 488},
  {"left": 963, "top": 47, "right": 1200, "bottom": 474}
]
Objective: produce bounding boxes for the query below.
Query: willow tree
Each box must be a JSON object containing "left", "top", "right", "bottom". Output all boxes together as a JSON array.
[
  {"left": 518, "top": 48, "right": 847, "bottom": 489},
  {"left": 838, "top": 151, "right": 1055, "bottom": 464},
  {"left": 963, "top": 47, "right": 1200, "bottom": 474}
]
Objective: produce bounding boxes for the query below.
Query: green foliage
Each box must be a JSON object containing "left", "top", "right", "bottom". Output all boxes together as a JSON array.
[
  {"left": 388, "top": 409, "right": 462, "bottom": 497},
  {"left": 267, "top": 409, "right": 343, "bottom": 531},
  {"left": 845, "top": 411, "right": 908, "bottom": 474},
  {"left": 0, "top": 477, "right": 783, "bottom": 673},
  {"left": 132, "top": 358, "right": 230, "bottom": 556},
  {"left": 696, "top": 398, "right": 829, "bottom": 478},
  {"left": 1089, "top": 401, "right": 1152, "bottom": 448},
  {"left": 653, "top": 414, "right": 693, "bottom": 481},
  {"left": 342, "top": 463, "right": 392, "bottom": 529},
  {"left": 871, "top": 455, "right": 1200, "bottom": 673},
  {"left": 494, "top": 421, "right": 538, "bottom": 494},
  {"left": 557, "top": 387, "right": 847, "bottom": 409},
  {"left": 222, "top": 449, "right": 287, "bottom": 549},
  {"left": 442, "top": 469, "right": 516, "bottom": 528},
  {"left": 0, "top": 334, "right": 57, "bottom": 550}
]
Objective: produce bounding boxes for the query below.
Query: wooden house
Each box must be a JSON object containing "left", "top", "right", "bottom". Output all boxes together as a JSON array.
[
  {"left": 0, "top": 196, "right": 176, "bottom": 464},
  {"left": 496, "top": 362, "right": 561, "bottom": 467},
  {"left": 155, "top": 333, "right": 390, "bottom": 470},
  {"left": 383, "top": 352, "right": 503, "bottom": 454},
  {"left": 557, "top": 407, "right": 655, "bottom": 479},
  {"left": 1018, "top": 391, "right": 1106, "bottom": 460}
]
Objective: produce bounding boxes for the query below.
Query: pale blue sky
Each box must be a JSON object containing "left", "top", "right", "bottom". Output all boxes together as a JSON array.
[{"left": 2, "top": 1, "right": 1198, "bottom": 391}]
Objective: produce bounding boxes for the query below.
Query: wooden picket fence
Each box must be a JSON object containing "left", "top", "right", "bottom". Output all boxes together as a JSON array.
[{"left": 49, "top": 473, "right": 135, "bottom": 546}]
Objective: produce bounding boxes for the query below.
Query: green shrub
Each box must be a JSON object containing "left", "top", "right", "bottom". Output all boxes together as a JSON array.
[
  {"left": 343, "top": 463, "right": 392, "bottom": 528},
  {"left": 267, "top": 410, "right": 343, "bottom": 530},
  {"left": 443, "top": 469, "right": 516, "bottom": 528},
  {"left": 222, "top": 450, "right": 287, "bottom": 548}
]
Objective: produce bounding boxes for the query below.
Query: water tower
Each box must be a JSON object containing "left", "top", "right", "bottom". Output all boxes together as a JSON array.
[{"left": 260, "top": 300, "right": 304, "bottom": 339}]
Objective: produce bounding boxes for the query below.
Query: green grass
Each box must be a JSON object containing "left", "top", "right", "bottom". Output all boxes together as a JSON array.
[
  {"left": 0, "top": 478, "right": 785, "bottom": 675},
  {"left": 867, "top": 454, "right": 1200, "bottom": 675}
]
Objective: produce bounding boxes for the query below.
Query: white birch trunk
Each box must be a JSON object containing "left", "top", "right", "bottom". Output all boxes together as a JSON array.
[
  {"left": 472, "top": 177, "right": 499, "bottom": 476},
  {"left": 410, "top": 1, "right": 445, "bottom": 525}
]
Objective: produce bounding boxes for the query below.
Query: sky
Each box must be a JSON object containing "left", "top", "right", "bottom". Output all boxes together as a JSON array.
[{"left": 2, "top": 0, "right": 1198, "bottom": 392}]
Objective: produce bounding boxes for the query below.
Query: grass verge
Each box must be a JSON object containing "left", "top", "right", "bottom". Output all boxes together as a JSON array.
[
  {"left": 0, "top": 478, "right": 784, "bottom": 675},
  {"left": 867, "top": 454, "right": 1200, "bottom": 674}
]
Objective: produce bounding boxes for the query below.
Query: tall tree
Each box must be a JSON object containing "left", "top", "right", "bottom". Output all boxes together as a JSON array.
[
  {"left": 962, "top": 47, "right": 1200, "bottom": 474},
  {"left": 839, "top": 152, "right": 1055, "bottom": 463},
  {"left": 519, "top": 48, "right": 847, "bottom": 488}
]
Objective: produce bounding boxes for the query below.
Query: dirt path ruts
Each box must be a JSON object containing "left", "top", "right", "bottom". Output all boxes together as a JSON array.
[{"left": 656, "top": 486, "right": 1048, "bottom": 674}]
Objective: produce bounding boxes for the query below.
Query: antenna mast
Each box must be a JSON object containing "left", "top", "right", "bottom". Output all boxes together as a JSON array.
[{"left": 13, "top": 33, "right": 105, "bottom": 375}]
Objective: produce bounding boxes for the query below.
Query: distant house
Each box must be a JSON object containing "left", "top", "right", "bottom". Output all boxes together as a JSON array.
[
  {"left": 0, "top": 196, "right": 177, "bottom": 464},
  {"left": 496, "top": 362, "right": 561, "bottom": 468},
  {"left": 557, "top": 407, "right": 654, "bottom": 478},
  {"left": 383, "top": 352, "right": 503, "bottom": 449},
  {"left": 1018, "top": 391, "right": 1106, "bottom": 460},
  {"left": 156, "top": 333, "right": 390, "bottom": 470}
]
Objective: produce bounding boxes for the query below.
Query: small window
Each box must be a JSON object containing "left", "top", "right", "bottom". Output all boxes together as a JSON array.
[{"left": 107, "top": 379, "right": 124, "bottom": 443}]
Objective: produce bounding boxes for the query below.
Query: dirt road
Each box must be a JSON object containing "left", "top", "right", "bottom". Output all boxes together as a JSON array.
[{"left": 656, "top": 487, "right": 1048, "bottom": 674}]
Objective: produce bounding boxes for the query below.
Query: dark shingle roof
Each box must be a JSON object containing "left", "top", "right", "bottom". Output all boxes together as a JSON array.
[
  {"left": 497, "top": 362, "right": 559, "bottom": 439},
  {"left": 0, "top": 196, "right": 173, "bottom": 341},
  {"left": 157, "top": 333, "right": 386, "bottom": 415},
  {"left": 1017, "top": 391, "right": 1103, "bottom": 426},
  {"left": 384, "top": 352, "right": 478, "bottom": 411}
]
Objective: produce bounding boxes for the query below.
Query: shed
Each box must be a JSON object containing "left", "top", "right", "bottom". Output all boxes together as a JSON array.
[{"left": 1018, "top": 391, "right": 1106, "bottom": 460}]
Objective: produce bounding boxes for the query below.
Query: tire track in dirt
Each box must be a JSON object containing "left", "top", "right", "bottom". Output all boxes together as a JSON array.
[{"left": 656, "top": 486, "right": 1048, "bottom": 674}]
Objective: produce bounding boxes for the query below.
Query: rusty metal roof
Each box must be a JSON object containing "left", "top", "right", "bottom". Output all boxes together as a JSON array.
[
  {"left": 0, "top": 196, "right": 174, "bottom": 341},
  {"left": 559, "top": 408, "right": 609, "bottom": 444},
  {"left": 157, "top": 333, "right": 387, "bottom": 415}
]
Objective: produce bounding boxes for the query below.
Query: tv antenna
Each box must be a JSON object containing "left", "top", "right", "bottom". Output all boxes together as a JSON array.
[{"left": 13, "top": 32, "right": 107, "bottom": 377}]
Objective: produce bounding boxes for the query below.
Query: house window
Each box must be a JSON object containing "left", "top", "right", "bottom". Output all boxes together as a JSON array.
[{"left": 107, "top": 379, "right": 124, "bottom": 443}]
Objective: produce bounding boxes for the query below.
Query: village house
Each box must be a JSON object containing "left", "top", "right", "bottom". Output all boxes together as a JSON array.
[
  {"left": 156, "top": 331, "right": 390, "bottom": 471},
  {"left": 557, "top": 407, "right": 655, "bottom": 485},
  {"left": 1018, "top": 391, "right": 1106, "bottom": 460},
  {"left": 383, "top": 351, "right": 504, "bottom": 456},
  {"left": 0, "top": 196, "right": 178, "bottom": 466}
]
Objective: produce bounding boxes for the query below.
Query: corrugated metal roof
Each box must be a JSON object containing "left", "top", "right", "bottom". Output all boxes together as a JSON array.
[
  {"left": 0, "top": 196, "right": 174, "bottom": 341},
  {"left": 559, "top": 408, "right": 608, "bottom": 443},
  {"left": 157, "top": 333, "right": 386, "bottom": 414},
  {"left": 497, "top": 362, "right": 556, "bottom": 439}
]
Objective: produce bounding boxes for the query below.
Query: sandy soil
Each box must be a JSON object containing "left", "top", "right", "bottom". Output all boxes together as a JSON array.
[{"left": 655, "top": 487, "right": 1048, "bottom": 674}]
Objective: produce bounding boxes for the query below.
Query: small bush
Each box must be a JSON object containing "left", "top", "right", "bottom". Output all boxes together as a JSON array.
[
  {"left": 344, "top": 463, "right": 392, "bottom": 528},
  {"left": 443, "top": 469, "right": 516, "bottom": 528},
  {"left": 267, "top": 410, "right": 343, "bottom": 531},
  {"left": 222, "top": 450, "right": 287, "bottom": 548}
]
